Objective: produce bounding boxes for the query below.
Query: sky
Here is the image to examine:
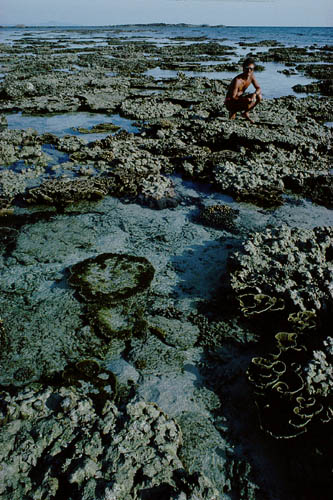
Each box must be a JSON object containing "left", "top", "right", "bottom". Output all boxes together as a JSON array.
[{"left": 1, "top": 0, "right": 332, "bottom": 27}]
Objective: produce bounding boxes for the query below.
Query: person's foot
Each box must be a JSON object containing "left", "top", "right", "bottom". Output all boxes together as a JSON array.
[
  {"left": 242, "top": 112, "right": 255, "bottom": 124},
  {"left": 229, "top": 112, "right": 237, "bottom": 120}
]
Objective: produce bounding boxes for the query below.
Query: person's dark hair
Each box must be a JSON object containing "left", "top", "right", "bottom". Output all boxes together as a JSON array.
[{"left": 243, "top": 57, "right": 255, "bottom": 69}]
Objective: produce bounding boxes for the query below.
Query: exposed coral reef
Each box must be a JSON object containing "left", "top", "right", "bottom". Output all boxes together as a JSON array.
[
  {"left": 0, "top": 385, "right": 219, "bottom": 500},
  {"left": 25, "top": 177, "right": 111, "bottom": 206},
  {"left": 229, "top": 225, "right": 333, "bottom": 314},
  {"left": 247, "top": 315, "right": 332, "bottom": 484}
]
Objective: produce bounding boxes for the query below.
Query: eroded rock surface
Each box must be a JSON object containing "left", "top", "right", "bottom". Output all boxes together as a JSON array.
[
  {"left": 0, "top": 385, "right": 219, "bottom": 500},
  {"left": 229, "top": 225, "right": 333, "bottom": 314}
]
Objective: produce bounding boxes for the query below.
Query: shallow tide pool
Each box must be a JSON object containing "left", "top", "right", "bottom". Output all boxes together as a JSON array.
[{"left": 5, "top": 112, "right": 139, "bottom": 139}]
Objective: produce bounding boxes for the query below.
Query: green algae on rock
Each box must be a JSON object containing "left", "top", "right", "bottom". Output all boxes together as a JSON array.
[
  {"left": 69, "top": 253, "right": 155, "bottom": 304},
  {"left": 88, "top": 303, "right": 148, "bottom": 340},
  {"left": 69, "top": 253, "right": 155, "bottom": 340}
]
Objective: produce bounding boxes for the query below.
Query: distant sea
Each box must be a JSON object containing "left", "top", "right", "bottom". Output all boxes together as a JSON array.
[{"left": 1, "top": 24, "right": 332, "bottom": 46}]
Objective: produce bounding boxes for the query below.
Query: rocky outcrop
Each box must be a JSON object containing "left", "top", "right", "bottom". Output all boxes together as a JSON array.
[
  {"left": 305, "top": 336, "right": 333, "bottom": 398},
  {"left": 25, "top": 177, "right": 111, "bottom": 207},
  {"left": 0, "top": 385, "right": 219, "bottom": 500},
  {"left": 229, "top": 226, "right": 333, "bottom": 314}
]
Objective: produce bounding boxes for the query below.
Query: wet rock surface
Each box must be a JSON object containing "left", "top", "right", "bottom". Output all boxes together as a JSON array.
[{"left": 0, "top": 25, "right": 332, "bottom": 500}]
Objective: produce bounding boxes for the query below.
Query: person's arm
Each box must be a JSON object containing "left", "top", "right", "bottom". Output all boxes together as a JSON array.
[
  {"left": 231, "top": 78, "right": 242, "bottom": 99},
  {"left": 252, "top": 75, "right": 262, "bottom": 96}
]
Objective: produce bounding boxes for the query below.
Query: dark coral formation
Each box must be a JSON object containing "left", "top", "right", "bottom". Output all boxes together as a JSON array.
[
  {"left": 197, "top": 204, "right": 239, "bottom": 232},
  {"left": 247, "top": 323, "right": 332, "bottom": 440},
  {"left": 61, "top": 359, "right": 118, "bottom": 404},
  {"left": 238, "top": 293, "right": 285, "bottom": 319},
  {"left": 69, "top": 253, "right": 155, "bottom": 339}
]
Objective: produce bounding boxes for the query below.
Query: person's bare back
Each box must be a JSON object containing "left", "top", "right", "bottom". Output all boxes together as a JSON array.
[{"left": 224, "top": 58, "right": 263, "bottom": 123}]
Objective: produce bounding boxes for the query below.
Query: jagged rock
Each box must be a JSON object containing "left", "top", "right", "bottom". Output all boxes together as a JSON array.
[
  {"left": 229, "top": 226, "right": 333, "bottom": 314},
  {"left": 255, "top": 46, "right": 332, "bottom": 63},
  {"left": 293, "top": 79, "right": 333, "bottom": 97},
  {"left": 138, "top": 173, "right": 179, "bottom": 209},
  {"left": 120, "top": 97, "right": 182, "bottom": 120},
  {"left": 0, "top": 385, "right": 219, "bottom": 499},
  {"left": 25, "top": 177, "right": 111, "bottom": 207},
  {"left": 60, "top": 359, "right": 118, "bottom": 405},
  {"left": 72, "top": 122, "right": 121, "bottom": 134},
  {"left": 305, "top": 337, "right": 333, "bottom": 398}
]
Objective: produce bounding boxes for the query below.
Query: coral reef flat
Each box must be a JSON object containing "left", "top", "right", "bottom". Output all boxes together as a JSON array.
[{"left": 0, "top": 25, "right": 332, "bottom": 500}]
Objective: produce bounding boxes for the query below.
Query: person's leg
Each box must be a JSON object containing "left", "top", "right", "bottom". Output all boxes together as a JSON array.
[
  {"left": 242, "top": 94, "right": 263, "bottom": 123},
  {"left": 226, "top": 94, "right": 262, "bottom": 121},
  {"left": 226, "top": 97, "right": 250, "bottom": 120}
]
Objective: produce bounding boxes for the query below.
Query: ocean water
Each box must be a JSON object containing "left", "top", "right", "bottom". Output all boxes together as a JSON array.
[{"left": 1, "top": 25, "right": 331, "bottom": 46}]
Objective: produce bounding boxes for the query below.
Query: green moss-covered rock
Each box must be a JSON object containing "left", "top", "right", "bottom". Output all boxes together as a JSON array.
[
  {"left": 69, "top": 253, "right": 155, "bottom": 305},
  {"left": 69, "top": 253, "right": 154, "bottom": 340},
  {"left": 88, "top": 304, "right": 147, "bottom": 340}
]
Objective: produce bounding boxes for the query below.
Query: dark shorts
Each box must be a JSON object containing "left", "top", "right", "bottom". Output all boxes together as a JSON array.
[{"left": 224, "top": 93, "right": 253, "bottom": 111}]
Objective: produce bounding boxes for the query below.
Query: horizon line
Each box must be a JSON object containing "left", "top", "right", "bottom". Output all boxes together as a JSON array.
[{"left": 1, "top": 23, "right": 332, "bottom": 28}]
